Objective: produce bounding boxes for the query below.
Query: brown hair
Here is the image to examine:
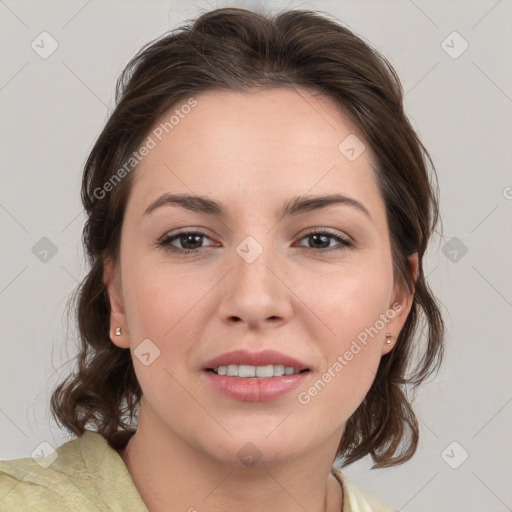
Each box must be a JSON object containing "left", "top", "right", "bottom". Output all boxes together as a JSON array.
[{"left": 51, "top": 6, "right": 444, "bottom": 468}]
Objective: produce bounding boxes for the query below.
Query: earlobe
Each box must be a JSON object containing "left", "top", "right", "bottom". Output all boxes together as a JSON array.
[
  {"left": 381, "top": 332, "right": 394, "bottom": 355},
  {"left": 103, "top": 260, "right": 130, "bottom": 349},
  {"left": 381, "top": 252, "right": 419, "bottom": 355}
]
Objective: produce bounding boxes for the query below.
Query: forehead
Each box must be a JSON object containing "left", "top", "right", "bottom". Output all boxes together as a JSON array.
[{"left": 128, "top": 87, "right": 383, "bottom": 221}]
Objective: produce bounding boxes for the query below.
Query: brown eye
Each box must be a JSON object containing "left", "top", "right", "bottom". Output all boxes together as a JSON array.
[
  {"left": 157, "top": 230, "right": 214, "bottom": 254},
  {"left": 297, "top": 230, "right": 353, "bottom": 251}
]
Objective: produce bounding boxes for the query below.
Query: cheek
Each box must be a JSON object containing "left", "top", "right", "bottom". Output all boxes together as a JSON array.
[
  {"left": 300, "top": 260, "right": 392, "bottom": 416},
  {"left": 122, "top": 257, "right": 202, "bottom": 338},
  {"left": 120, "top": 264, "right": 207, "bottom": 424},
  {"left": 121, "top": 261, "right": 216, "bottom": 390},
  {"left": 308, "top": 254, "right": 393, "bottom": 342}
]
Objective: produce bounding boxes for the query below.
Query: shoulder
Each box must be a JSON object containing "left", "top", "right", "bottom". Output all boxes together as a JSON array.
[
  {"left": 332, "top": 467, "right": 398, "bottom": 512},
  {"left": 0, "top": 430, "right": 148, "bottom": 512},
  {"left": 0, "top": 433, "right": 86, "bottom": 510}
]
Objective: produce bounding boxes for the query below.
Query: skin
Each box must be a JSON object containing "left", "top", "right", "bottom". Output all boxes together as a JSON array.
[{"left": 103, "top": 87, "right": 418, "bottom": 512}]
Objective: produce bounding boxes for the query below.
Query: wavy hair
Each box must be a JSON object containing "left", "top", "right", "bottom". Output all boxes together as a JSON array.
[{"left": 50, "top": 6, "right": 445, "bottom": 468}]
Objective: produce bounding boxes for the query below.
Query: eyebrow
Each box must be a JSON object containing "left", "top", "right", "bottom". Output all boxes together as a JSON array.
[{"left": 144, "top": 192, "right": 372, "bottom": 221}]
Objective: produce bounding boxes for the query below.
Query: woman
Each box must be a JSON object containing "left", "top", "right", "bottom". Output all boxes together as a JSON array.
[{"left": 0, "top": 6, "right": 444, "bottom": 511}]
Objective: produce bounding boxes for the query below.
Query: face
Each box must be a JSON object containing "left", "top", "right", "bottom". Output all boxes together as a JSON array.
[{"left": 104, "top": 87, "right": 417, "bottom": 467}]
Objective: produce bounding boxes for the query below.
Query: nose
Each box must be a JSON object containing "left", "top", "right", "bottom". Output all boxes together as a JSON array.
[{"left": 217, "top": 241, "right": 294, "bottom": 330}]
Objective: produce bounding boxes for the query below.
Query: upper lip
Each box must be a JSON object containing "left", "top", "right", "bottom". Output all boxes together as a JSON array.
[{"left": 202, "top": 349, "right": 309, "bottom": 371}]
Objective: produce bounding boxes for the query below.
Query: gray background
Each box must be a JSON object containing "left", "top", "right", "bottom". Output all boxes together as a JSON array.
[{"left": 1, "top": 0, "right": 511, "bottom": 510}]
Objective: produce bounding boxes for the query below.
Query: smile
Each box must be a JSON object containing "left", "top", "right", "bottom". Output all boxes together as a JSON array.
[{"left": 210, "top": 364, "right": 304, "bottom": 378}]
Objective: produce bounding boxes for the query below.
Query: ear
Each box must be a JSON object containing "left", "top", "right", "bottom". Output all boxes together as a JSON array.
[
  {"left": 381, "top": 252, "right": 418, "bottom": 355},
  {"left": 103, "top": 259, "right": 130, "bottom": 349}
]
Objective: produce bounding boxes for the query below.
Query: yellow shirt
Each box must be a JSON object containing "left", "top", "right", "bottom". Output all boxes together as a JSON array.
[{"left": 0, "top": 431, "right": 396, "bottom": 511}]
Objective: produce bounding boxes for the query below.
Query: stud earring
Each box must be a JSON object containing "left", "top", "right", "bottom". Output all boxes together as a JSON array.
[
  {"left": 385, "top": 333, "right": 393, "bottom": 345},
  {"left": 114, "top": 327, "right": 122, "bottom": 336}
]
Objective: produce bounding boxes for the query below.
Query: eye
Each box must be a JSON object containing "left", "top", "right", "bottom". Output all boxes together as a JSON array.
[
  {"left": 296, "top": 229, "right": 353, "bottom": 251},
  {"left": 157, "top": 228, "right": 353, "bottom": 254},
  {"left": 157, "top": 230, "right": 216, "bottom": 254}
]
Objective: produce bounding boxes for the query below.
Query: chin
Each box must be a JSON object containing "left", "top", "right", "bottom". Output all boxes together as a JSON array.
[{"left": 208, "top": 438, "right": 306, "bottom": 469}]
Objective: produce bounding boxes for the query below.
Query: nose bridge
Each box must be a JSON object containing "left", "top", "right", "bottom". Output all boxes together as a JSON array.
[{"left": 218, "top": 233, "right": 292, "bottom": 326}]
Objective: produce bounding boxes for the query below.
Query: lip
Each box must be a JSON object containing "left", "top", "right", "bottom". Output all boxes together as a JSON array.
[
  {"left": 201, "top": 349, "right": 310, "bottom": 402},
  {"left": 202, "top": 349, "right": 309, "bottom": 371},
  {"left": 203, "top": 372, "right": 309, "bottom": 402}
]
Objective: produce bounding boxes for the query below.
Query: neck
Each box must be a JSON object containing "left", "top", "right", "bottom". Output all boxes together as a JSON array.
[{"left": 117, "top": 403, "right": 344, "bottom": 512}]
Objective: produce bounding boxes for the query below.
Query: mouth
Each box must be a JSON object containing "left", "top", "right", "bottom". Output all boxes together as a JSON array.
[
  {"left": 201, "top": 349, "right": 311, "bottom": 401},
  {"left": 203, "top": 367, "right": 310, "bottom": 402},
  {"left": 202, "top": 349, "right": 310, "bottom": 376},
  {"left": 206, "top": 365, "right": 309, "bottom": 378}
]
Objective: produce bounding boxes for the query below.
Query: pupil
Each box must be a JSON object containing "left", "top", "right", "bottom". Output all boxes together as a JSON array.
[
  {"left": 182, "top": 234, "right": 202, "bottom": 249},
  {"left": 310, "top": 234, "right": 329, "bottom": 248}
]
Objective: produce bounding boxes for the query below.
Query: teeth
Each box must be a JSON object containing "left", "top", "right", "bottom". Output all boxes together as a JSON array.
[
  {"left": 274, "top": 365, "right": 285, "bottom": 376},
  {"left": 256, "top": 365, "right": 273, "bottom": 377},
  {"left": 227, "top": 365, "right": 238, "bottom": 376},
  {"left": 213, "top": 364, "right": 302, "bottom": 377},
  {"left": 239, "top": 365, "right": 255, "bottom": 377}
]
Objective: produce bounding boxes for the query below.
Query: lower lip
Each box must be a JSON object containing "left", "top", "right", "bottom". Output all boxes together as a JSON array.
[{"left": 203, "top": 370, "right": 310, "bottom": 402}]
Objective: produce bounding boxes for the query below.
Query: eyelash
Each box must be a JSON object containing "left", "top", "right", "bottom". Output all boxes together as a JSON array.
[{"left": 156, "top": 229, "right": 354, "bottom": 254}]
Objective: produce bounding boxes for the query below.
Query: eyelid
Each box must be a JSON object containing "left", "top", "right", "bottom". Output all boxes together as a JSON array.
[{"left": 298, "top": 227, "right": 353, "bottom": 244}]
